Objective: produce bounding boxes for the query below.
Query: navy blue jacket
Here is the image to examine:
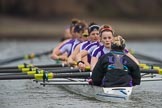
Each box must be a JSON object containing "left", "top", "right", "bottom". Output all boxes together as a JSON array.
[{"left": 92, "top": 51, "right": 141, "bottom": 87}]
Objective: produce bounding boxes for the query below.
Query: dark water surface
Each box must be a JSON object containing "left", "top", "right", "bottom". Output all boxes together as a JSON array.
[{"left": 0, "top": 40, "right": 162, "bottom": 108}]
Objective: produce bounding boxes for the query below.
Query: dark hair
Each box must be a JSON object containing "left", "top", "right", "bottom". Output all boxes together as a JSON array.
[
  {"left": 88, "top": 22, "right": 100, "bottom": 34},
  {"left": 70, "top": 18, "right": 80, "bottom": 33},
  {"left": 74, "top": 21, "right": 87, "bottom": 33}
]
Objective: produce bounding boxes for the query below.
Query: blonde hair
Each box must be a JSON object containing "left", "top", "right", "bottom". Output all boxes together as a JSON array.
[
  {"left": 113, "top": 35, "right": 125, "bottom": 46},
  {"left": 111, "top": 35, "right": 126, "bottom": 50}
]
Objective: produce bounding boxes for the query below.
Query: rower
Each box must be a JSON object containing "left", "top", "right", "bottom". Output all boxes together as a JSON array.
[
  {"left": 76, "top": 23, "right": 100, "bottom": 70},
  {"left": 91, "top": 36, "right": 141, "bottom": 87},
  {"left": 51, "top": 21, "right": 87, "bottom": 62},
  {"left": 67, "top": 28, "right": 89, "bottom": 66},
  {"left": 91, "top": 25, "right": 114, "bottom": 70},
  {"left": 51, "top": 18, "right": 80, "bottom": 62},
  {"left": 68, "top": 22, "right": 100, "bottom": 67},
  {"left": 91, "top": 25, "right": 139, "bottom": 71}
]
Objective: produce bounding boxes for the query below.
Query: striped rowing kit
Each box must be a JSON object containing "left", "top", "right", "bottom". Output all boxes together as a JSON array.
[{"left": 59, "top": 39, "right": 81, "bottom": 56}]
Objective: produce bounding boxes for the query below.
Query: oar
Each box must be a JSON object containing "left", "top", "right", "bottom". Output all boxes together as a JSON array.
[
  {"left": 140, "top": 69, "right": 162, "bottom": 74},
  {"left": 0, "top": 63, "right": 68, "bottom": 70},
  {"left": 139, "top": 63, "right": 162, "bottom": 68},
  {"left": 130, "top": 50, "right": 162, "bottom": 64},
  {"left": 0, "top": 74, "right": 34, "bottom": 80},
  {"left": 40, "top": 81, "right": 89, "bottom": 85},
  {"left": 0, "top": 72, "right": 91, "bottom": 80},
  {"left": 141, "top": 78, "right": 162, "bottom": 82},
  {"left": 139, "top": 63, "right": 162, "bottom": 70},
  {"left": 0, "top": 68, "right": 90, "bottom": 76},
  {"left": 0, "top": 50, "right": 52, "bottom": 65},
  {"left": 43, "top": 78, "right": 86, "bottom": 82},
  {"left": 0, "top": 66, "right": 71, "bottom": 73}
]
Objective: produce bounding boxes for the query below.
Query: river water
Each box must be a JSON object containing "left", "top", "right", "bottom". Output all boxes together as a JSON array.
[{"left": 0, "top": 39, "right": 162, "bottom": 108}]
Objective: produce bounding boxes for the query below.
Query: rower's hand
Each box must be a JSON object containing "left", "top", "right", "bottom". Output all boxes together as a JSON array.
[
  {"left": 77, "top": 62, "right": 86, "bottom": 71},
  {"left": 87, "top": 79, "right": 93, "bottom": 85},
  {"left": 58, "top": 55, "right": 67, "bottom": 61},
  {"left": 67, "top": 58, "right": 77, "bottom": 66}
]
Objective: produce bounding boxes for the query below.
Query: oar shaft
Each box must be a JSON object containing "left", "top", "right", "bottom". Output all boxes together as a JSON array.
[
  {"left": 47, "top": 78, "right": 85, "bottom": 82},
  {"left": 0, "top": 73, "right": 27, "bottom": 76},
  {"left": 53, "top": 72, "right": 91, "bottom": 78},
  {"left": 0, "top": 69, "right": 22, "bottom": 73},
  {"left": 0, "top": 72, "right": 91, "bottom": 80},
  {"left": 0, "top": 75, "right": 34, "bottom": 80},
  {"left": 0, "top": 57, "right": 24, "bottom": 65},
  {"left": 36, "top": 64, "right": 68, "bottom": 68},
  {"left": 0, "top": 67, "right": 71, "bottom": 73},
  {"left": 0, "top": 68, "right": 85, "bottom": 74},
  {"left": 0, "top": 64, "right": 68, "bottom": 70},
  {"left": 41, "top": 82, "right": 89, "bottom": 85},
  {"left": 140, "top": 69, "right": 159, "bottom": 74},
  {"left": 0, "top": 50, "right": 52, "bottom": 65}
]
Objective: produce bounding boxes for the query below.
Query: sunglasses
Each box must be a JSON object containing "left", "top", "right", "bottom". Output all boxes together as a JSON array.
[{"left": 82, "top": 32, "right": 89, "bottom": 37}]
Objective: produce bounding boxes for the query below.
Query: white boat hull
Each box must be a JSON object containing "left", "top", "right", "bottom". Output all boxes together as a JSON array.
[{"left": 62, "top": 84, "right": 133, "bottom": 102}]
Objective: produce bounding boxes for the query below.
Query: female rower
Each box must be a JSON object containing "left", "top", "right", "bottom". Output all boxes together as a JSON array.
[
  {"left": 67, "top": 22, "right": 100, "bottom": 67},
  {"left": 91, "top": 36, "right": 141, "bottom": 87},
  {"left": 67, "top": 28, "right": 89, "bottom": 66},
  {"left": 51, "top": 21, "right": 88, "bottom": 62},
  {"left": 91, "top": 25, "right": 114, "bottom": 70},
  {"left": 76, "top": 23, "right": 100, "bottom": 70},
  {"left": 62, "top": 18, "right": 81, "bottom": 40},
  {"left": 91, "top": 25, "right": 139, "bottom": 71}
]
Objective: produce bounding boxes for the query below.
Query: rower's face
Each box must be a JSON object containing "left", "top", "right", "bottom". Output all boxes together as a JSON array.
[
  {"left": 101, "top": 31, "right": 114, "bottom": 48},
  {"left": 89, "top": 30, "right": 100, "bottom": 42},
  {"left": 71, "top": 27, "right": 77, "bottom": 38},
  {"left": 81, "top": 29, "right": 89, "bottom": 42},
  {"left": 64, "top": 28, "right": 72, "bottom": 39},
  {"left": 75, "top": 32, "right": 82, "bottom": 41}
]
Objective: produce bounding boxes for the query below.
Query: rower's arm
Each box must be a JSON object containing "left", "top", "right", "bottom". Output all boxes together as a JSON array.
[
  {"left": 76, "top": 50, "right": 88, "bottom": 63},
  {"left": 126, "top": 52, "right": 139, "bottom": 65},
  {"left": 51, "top": 39, "right": 70, "bottom": 60},
  {"left": 67, "top": 44, "right": 81, "bottom": 65},
  {"left": 90, "top": 57, "right": 98, "bottom": 71},
  {"left": 76, "top": 50, "right": 88, "bottom": 70},
  {"left": 92, "top": 56, "right": 105, "bottom": 86}
]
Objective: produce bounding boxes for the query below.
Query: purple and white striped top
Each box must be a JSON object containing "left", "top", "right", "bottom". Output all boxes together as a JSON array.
[
  {"left": 83, "top": 41, "right": 101, "bottom": 63},
  {"left": 92, "top": 45, "right": 110, "bottom": 58},
  {"left": 59, "top": 39, "right": 81, "bottom": 56},
  {"left": 80, "top": 41, "right": 91, "bottom": 51},
  {"left": 92, "top": 46, "right": 129, "bottom": 58},
  {"left": 84, "top": 41, "right": 101, "bottom": 55}
]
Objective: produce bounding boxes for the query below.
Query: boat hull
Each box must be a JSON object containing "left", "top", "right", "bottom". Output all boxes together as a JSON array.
[{"left": 62, "top": 84, "right": 133, "bottom": 102}]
